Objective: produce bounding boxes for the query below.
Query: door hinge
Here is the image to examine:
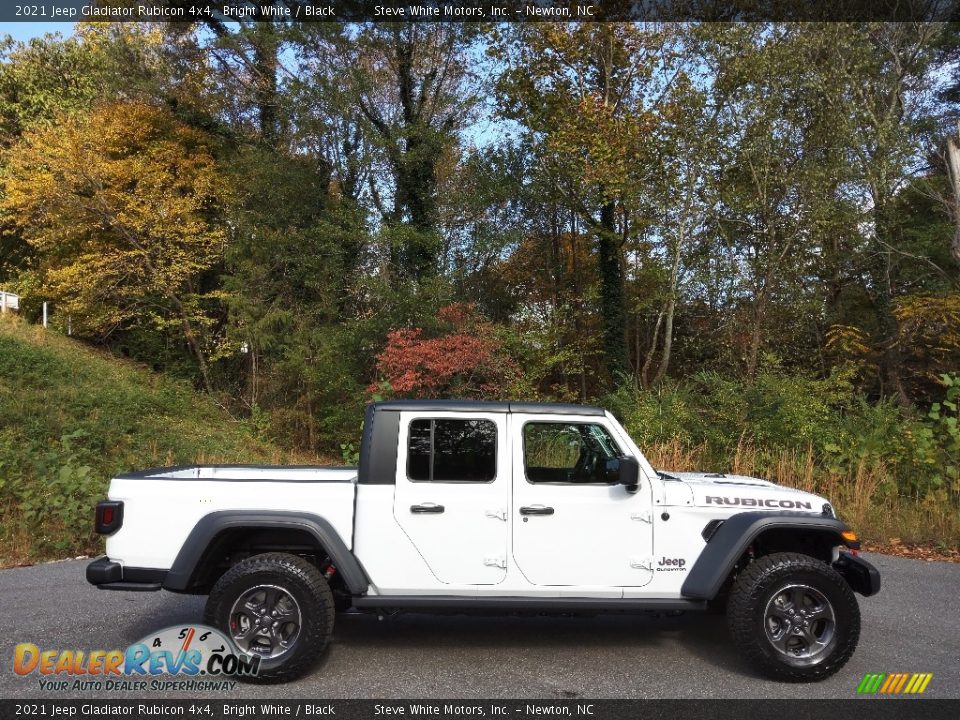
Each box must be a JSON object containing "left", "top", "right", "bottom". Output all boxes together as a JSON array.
[
  {"left": 485, "top": 508, "right": 507, "bottom": 521},
  {"left": 630, "top": 557, "right": 653, "bottom": 571},
  {"left": 631, "top": 510, "right": 653, "bottom": 524},
  {"left": 483, "top": 556, "right": 507, "bottom": 569}
]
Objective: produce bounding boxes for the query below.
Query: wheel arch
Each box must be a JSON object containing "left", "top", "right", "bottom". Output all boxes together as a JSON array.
[
  {"left": 681, "top": 511, "right": 855, "bottom": 601},
  {"left": 162, "top": 510, "right": 370, "bottom": 596}
]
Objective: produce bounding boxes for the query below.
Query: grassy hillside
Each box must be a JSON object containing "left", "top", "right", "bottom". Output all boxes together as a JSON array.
[{"left": 0, "top": 316, "right": 321, "bottom": 566}]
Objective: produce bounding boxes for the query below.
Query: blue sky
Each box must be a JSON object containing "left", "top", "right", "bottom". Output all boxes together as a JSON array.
[
  {"left": 0, "top": 19, "right": 510, "bottom": 149},
  {"left": 2, "top": 22, "right": 75, "bottom": 43}
]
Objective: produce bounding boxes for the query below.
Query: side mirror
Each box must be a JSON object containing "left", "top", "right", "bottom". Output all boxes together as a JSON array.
[{"left": 606, "top": 456, "right": 640, "bottom": 489}]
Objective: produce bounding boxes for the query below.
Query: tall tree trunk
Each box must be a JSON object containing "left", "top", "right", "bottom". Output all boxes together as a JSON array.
[
  {"left": 651, "top": 225, "right": 685, "bottom": 387},
  {"left": 598, "top": 202, "right": 627, "bottom": 380},
  {"left": 640, "top": 309, "right": 664, "bottom": 390},
  {"left": 869, "top": 198, "right": 911, "bottom": 405},
  {"left": 652, "top": 296, "right": 677, "bottom": 387},
  {"left": 946, "top": 131, "right": 960, "bottom": 267},
  {"left": 366, "top": 27, "right": 442, "bottom": 282},
  {"left": 746, "top": 289, "right": 767, "bottom": 380},
  {"left": 249, "top": 347, "right": 259, "bottom": 409},
  {"left": 175, "top": 306, "right": 213, "bottom": 394},
  {"left": 252, "top": 25, "right": 281, "bottom": 149}
]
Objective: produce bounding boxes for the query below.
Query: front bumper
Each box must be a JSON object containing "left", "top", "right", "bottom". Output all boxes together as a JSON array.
[
  {"left": 86, "top": 556, "right": 166, "bottom": 592},
  {"left": 834, "top": 552, "right": 881, "bottom": 596}
]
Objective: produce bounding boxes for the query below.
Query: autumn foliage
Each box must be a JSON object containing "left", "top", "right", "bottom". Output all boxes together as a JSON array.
[
  {"left": 370, "top": 304, "right": 521, "bottom": 399},
  {"left": 1, "top": 100, "right": 224, "bottom": 388}
]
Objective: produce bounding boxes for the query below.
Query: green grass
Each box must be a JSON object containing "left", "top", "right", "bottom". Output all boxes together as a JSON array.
[{"left": 0, "top": 315, "right": 315, "bottom": 565}]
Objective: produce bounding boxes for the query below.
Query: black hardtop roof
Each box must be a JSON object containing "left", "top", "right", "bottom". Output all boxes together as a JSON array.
[{"left": 369, "top": 399, "right": 606, "bottom": 416}]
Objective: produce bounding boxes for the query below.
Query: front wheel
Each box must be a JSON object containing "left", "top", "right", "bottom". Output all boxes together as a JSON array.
[
  {"left": 204, "top": 552, "right": 334, "bottom": 683},
  {"left": 727, "top": 552, "right": 860, "bottom": 681}
]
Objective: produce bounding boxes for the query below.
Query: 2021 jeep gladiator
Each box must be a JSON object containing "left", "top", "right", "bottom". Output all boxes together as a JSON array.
[{"left": 87, "top": 400, "right": 880, "bottom": 683}]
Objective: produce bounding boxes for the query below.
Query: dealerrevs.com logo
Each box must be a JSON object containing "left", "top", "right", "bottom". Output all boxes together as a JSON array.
[{"left": 13, "top": 625, "right": 259, "bottom": 692}]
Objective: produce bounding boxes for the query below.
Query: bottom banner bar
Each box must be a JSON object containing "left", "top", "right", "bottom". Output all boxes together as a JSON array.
[{"left": 1, "top": 699, "right": 958, "bottom": 720}]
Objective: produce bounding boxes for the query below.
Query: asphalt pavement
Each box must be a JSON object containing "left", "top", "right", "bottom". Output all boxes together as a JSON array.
[{"left": 0, "top": 553, "right": 956, "bottom": 699}]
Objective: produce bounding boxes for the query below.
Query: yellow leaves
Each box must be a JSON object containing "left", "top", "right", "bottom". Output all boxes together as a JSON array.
[
  {"left": 495, "top": 24, "right": 664, "bottom": 209},
  {"left": 1, "top": 101, "right": 225, "bottom": 335},
  {"left": 895, "top": 295, "right": 960, "bottom": 355},
  {"left": 826, "top": 297, "right": 960, "bottom": 385},
  {"left": 825, "top": 324, "right": 871, "bottom": 359},
  {"left": 545, "top": 92, "right": 653, "bottom": 203}
]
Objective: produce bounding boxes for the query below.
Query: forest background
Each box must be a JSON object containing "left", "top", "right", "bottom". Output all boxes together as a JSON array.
[{"left": 1, "top": 19, "right": 959, "bottom": 561}]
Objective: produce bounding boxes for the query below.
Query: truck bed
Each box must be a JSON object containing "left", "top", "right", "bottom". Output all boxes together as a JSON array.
[{"left": 105, "top": 465, "right": 358, "bottom": 572}]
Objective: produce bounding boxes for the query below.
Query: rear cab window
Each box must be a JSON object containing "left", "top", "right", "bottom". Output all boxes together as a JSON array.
[{"left": 407, "top": 418, "right": 497, "bottom": 482}]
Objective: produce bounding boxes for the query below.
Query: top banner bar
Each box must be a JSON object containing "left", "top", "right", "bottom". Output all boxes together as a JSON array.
[{"left": 4, "top": 0, "right": 958, "bottom": 24}]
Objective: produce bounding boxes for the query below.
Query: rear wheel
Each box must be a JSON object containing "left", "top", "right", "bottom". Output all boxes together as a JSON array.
[
  {"left": 727, "top": 552, "right": 859, "bottom": 681},
  {"left": 204, "top": 552, "right": 334, "bottom": 683}
]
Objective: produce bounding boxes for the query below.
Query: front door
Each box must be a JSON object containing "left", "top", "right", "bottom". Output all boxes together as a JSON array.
[
  {"left": 511, "top": 415, "right": 654, "bottom": 587},
  {"left": 393, "top": 411, "right": 510, "bottom": 585}
]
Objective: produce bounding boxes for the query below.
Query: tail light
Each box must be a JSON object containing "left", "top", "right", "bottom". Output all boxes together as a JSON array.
[{"left": 95, "top": 501, "right": 123, "bottom": 535}]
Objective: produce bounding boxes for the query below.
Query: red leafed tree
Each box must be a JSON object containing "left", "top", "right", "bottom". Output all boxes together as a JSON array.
[{"left": 371, "top": 304, "right": 522, "bottom": 399}]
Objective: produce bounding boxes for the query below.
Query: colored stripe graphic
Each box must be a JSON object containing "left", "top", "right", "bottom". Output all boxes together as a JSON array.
[
  {"left": 857, "top": 672, "right": 932, "bottom": 695},
  {"left": 857, "top": 673, "right": 885, "bottom": 693},
  {"left": 893, "top": 674, "right": 909, "bottom": 693}
]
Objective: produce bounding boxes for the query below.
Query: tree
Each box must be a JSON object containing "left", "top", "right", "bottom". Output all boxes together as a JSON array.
[
  {"left": 0, "top": 25, "right": 200, "bottom": 284},
  {"left": 694, "top": 25, "right": 850, "bottom": 379},
  {"left": 0, "top": 30, "right": 102, "bottom": 281},
  {"left": 324, "top": 24, "right": 478, "bottom": 280},
  {"left": 825, "top": 22, "right": 947, "bottom": 402},
  {"left": 371, "top": 303, "right": 522, "bottom": 399},
  {"left": 945, "top": 127, "right": 960, "bottom": 266},
  {"left": 0, "top": 33, "right": 98, "bottom": 146},
  {"left": 162, "top": 3, "right": 296, "bottom": 148},
  {"left": 492, "top": 24, "right": 673, "bottom": 381},
  {"left": 1, "top": 102, "right": 225, "bottom": 390},
  {"left": 221, "top": 144, "right": 369, "bottom": 428},
  {"left": 633, "top": 54, "right": 717, "bottom": 389}
]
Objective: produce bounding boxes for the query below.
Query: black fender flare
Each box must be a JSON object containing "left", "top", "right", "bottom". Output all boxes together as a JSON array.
[
  {"left": 680, "top": 511, "right": 853, "bottom": 600},
  {"left": 162, "top": 510, "right": 370, "bottom": 595}
]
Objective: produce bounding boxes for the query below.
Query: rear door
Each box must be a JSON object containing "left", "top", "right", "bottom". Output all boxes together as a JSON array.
[
  {"left": 393, "top": 411, "right": 509, "bottom": 585},
  {"left": 511, "top": 414, "right": 654, "bottom": 587}
]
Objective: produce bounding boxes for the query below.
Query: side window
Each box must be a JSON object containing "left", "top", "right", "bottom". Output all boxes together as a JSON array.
[
  {"left": 407, "top": 418, "right": 497, "bottom": 482},
  {"left": 523, "top": 422, "right": 622, "bottom": 484}
]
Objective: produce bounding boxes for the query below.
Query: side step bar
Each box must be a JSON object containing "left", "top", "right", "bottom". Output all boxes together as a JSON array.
[{"left": 352, "top": 596, "right": 706, "bottom": 613}]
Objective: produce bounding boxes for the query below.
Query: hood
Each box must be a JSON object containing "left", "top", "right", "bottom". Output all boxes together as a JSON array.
[{"left": 660, "top": 470, "right": 829, "bottom": 513}]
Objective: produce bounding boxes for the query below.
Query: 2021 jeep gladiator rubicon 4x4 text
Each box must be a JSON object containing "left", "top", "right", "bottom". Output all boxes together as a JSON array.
[{"left": 87, "top": 400, "right": 880, "bottom": 682}]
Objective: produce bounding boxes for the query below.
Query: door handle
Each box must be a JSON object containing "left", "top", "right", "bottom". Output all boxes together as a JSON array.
[
  {"left": 410, "top": 503, "right": 445, "bottom": 514},
  {"left": 519, "top": 505, "right": 555, "bottom": 516}
]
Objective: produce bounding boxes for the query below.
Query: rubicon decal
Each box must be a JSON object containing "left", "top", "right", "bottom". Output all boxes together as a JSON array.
[
  {"left": 13, "top": 625, "right": 259, "bottom": 692},
  {"left": 705, "top": 496, "right": 813, "bottom": 510},
  {"left": 857, "top": 672, "right": 933, "bottom": 695}
]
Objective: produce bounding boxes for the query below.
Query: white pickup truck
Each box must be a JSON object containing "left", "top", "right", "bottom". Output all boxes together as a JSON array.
[{"left": 87, "top": 400, "right": 879, "bottom": 683}]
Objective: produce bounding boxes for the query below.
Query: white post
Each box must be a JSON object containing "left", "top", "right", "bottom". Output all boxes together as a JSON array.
[
  {"left": 43, "top": 302, "right": 48, "bottom": 328},
  {"left": 68, "top": 316, "right": 72, "bottom": 336}
]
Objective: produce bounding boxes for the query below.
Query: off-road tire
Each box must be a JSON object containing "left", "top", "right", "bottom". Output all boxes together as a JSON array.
[
  {"left": 727, "top": 552, "right": 859, "bottom": 682},
  {"left": 204, "top": 552, "right": 334, "bottom": 683}
]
